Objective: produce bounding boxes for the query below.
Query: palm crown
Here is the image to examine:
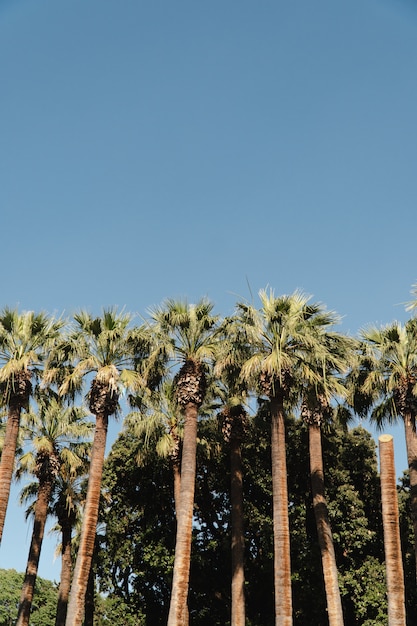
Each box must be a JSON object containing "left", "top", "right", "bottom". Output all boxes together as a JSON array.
[
  {"left": 148, "top": 298, "right": 220, "bottom": 407},
  {"left": 234, "top": 289, "right": 344, "bottom": 401},
  {"left": 46, "top": 308, "right": 147, "bottom": 416},
  {"left": 0, "top": 308, "right": 63, "bottom": 405},
  {"left": 357, "top": 319, "right": 417, "bottom": 424}
]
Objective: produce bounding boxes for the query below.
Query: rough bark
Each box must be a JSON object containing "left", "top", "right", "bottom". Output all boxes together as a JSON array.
[
  {"left": 83, "top": 566, "right": 95, "bottom": 626},
  {"left": 270, "top": 395, "right": 293, "bottom": 626},
  {"left": 0, "top": 402, "right": 21, "bottom": 543},
  {"left": 309, "top": 422, "right": 344, "bottom": 626},
  {"left": 230, "top": 433, "right": 245, "bottom": 626},
  {"left": 167, "top": 401, "right": 198, "bottom": 626},
  {"left": 65, "top": 412, "right": 108, "bottom": 626},
  {"left": 379, "top": 434, "right": 406, "bottom": 626},
  {"left": 55, "top": 516, "right": 74, "bottom": 626},
  {"left": 16, "top": 479, "right": 53, "bottom": 626}
]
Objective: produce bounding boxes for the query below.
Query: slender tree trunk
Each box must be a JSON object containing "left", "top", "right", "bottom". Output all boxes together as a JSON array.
[
  {"left": 83, "top": 565, "right": 95, "bottom": 626},
  {"left": 171, "top": 442, "right": 189, "bottom": 626},
  {"left": 0, "top": 402, "right": 21, "bottom": 544},
  {"left": 167, "top": 402, "right": 198, "bottom": 626},
  {"left": 230, "top": 434, "right": 245, "bottom": 626},
  {"left": 55, "top": 518, "right": 73, "bottom": 626},
  {"left": 172, "top": 452, "right": 181, "bottom": 520},
  {"left": 379, "top": 434, "right": 406, "bottom": 626},
  {"left": 402, "top": 412, "right": 417, "bottom": 585},
  {"left": 309, "top": 423, "right": 344, "bottom": 626},
  {"left": 270, "top": 396, "right": 292, "bottom": 626},
  {"left": 65, "top": 413, "right": 108, "bottom": 626},
  {"left": 16, "top": 479, "right": 53, "bottom": 626}
]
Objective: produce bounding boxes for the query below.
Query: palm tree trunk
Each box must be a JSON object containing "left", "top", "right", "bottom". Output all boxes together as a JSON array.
[
  {"left": 16, "top": 479, "right": 53, "bottom": 626},
  {"left": 173, "top": 458, "right": 181, "bottom": 521},
  {"left": 270, "top": 396, "right": 292, "bottom": 626},
  {"left": 402, "top": 411, "right": 417, "bottom": 586},
  {"left": 379, "top": 434, "right": 406, "bottom": 626},
  {"left": 167, "top": 402, "right": 198, "bottom": 626},
  {"left": 65, "top": 412, "right": 108, "bottom": 626},
  {"left": 309, "top": 422, "right": 344, "bottom": 626},
  {"left": 55, "top": 518, "right": 73, "bottom": 626},
  {"left": 230, "top": 435, "right": 245, "bottom": 626},
  {"left": 0, "top": 402, "right": 21, "bottom": 544},
  {"left": 171, "top": 444, "right": 189, "bottom": 626},
  {"left": 83, "top": 565, "right": 95, "bottom": 626}
]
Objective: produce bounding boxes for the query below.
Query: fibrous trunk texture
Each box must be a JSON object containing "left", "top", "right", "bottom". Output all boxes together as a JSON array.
[
  {"left": 309, "top": 422, "right": 344, "bottom": 626},
  {"left": 0, "top": 402, "right": 21, "bottom": 543},
  {"left": 379, "top": 434, "right": 406, "bottom": 626},
  {"left": 65, "top": 412, "right": 108, "bottom": 626},
  {"left": 167, "top": 401, "right": 198, "bottom": 626},
  {"left": 55, "top": 516, "right": 74, "bottom": 626},
  {"left": 230, "top": 432, "right": 245, "bottom": 626},
  {"left": 270, "top": 395, "right": 293, "bottom": 626},
  {"left": 16, "top": 479, "right": 53, "bottom": 626}
]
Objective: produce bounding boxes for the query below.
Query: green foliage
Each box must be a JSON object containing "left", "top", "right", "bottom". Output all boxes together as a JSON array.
[
  {"left": 97, "top": 430, "right": 176, "bottom": 625},
  {"left": 398, "top": 471, "right": 417, "bottom": 624},
  {"left": 97, "top": 410, "right": 393, "bottom": 626},
  {"left": 93, "top": 595, "right": 144, "bottom": 626},
  {"left": 0, "top": 569, "right": 57, "bottom": 626},
  {"left": 339, "top": 557, "right": 387, "bottom": 626}
]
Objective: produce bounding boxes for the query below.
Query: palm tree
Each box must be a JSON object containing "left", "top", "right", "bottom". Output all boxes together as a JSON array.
[
  {"left": 299, "top": 330, "right": 356, "bottom": 626},
  {"left": 52, "top": 470, "right": 87, "bottom": 626},
  {"left": 126, "top": 379, "right": 183, "bottom": 517},
  {"left": 215, "top": 325, "right": 252, "bottom": 626},
  {"left": 15, "top": 394, "right": 91, "bottom": 626},
  {"left": 218, "top": 401, "right": 248, "bottom": 626},
  {"left": 379, "top": 434, "right": 406, "bottom": 625},
  {"left": 46, "top": 308, "right": 147, "bottom": 626},
  {"left": 148, "top": 298, "right": 219, "bottom": 626},
  {"left": 353, "top": 319, "right": 417, "bottom": 584},
  {"left": 0, "top": 307, "right": 63, "bottom": 545},
  {"left": 235, "top": 289, "right": 341, "bottom": 626}
]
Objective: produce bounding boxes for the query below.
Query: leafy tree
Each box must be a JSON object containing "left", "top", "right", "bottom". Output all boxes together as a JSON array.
[
  {"left": 0, "top": 568, "right": 57, "bottom": 626},
  {"left": 97, "top": 429, "right": 176, "bottom": 625},
  {"left": 97, "top": 410, "right": 388, "bottom": 625},
  {"left": 0, "top": 308, "right": 63, "bottom": 544},
  {"left": 93, "top": 595, "right": 142, "bottom": 626},
  {"left": 398, "top": 471, "right": 417, "bottom": 624}
]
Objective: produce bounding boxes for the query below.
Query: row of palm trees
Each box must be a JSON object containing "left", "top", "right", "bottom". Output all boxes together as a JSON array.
[{"left": 0, "top": 288, "right": 416, "bottom": 626}]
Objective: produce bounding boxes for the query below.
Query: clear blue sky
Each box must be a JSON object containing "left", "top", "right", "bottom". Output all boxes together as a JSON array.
[{"left": 1, "top": 0, "right": 417, "bottom": 582}]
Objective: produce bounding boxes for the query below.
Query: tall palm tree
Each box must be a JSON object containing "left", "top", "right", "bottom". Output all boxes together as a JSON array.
[
  {"left": 52, "top": 470, "right": 87, "bottom": 626},
  {"left": 352, "top": 318, "right": 417, "bottom": 584},
  {"left": 148, "top": 298, "right": 219, "bottom": 626},
  {"left": 299, "top": 330, "right": 356, "bottom": 626},
  {"left": 0, "top": 307, "right": 63, "bottom": 545},
  {"left": 45, "top": 308, "right": 148, "bottom": 626},
  {"left": 215, "top": 325, "right": 252, "bottom": 626},
  {"left": 15, "top": 394, "right": 91, "bottom": 626},
  {"left": 218, "top": 401, "right": 248, "bottom": 626},
  {"left": 235, "top": 289, "right": 341, "bottom": 626}
]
